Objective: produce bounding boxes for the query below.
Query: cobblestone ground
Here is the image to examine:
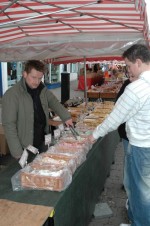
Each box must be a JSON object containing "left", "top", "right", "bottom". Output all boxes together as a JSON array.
[{"left": 88, "top": 142, "right": 130, "bottom": 226}]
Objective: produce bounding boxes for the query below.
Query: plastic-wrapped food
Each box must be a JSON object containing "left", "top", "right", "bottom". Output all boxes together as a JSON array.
[
  {"left": 59, "top": 134, "right": 91, "bottom": 150},
  {"left": 84, "top": 114, "right": 100, "bottom": 119},
  {"left": 56, "top": 139, "right": 90, "bottom": 155},
  {"left": 83, "top": 118, "right": 104, "bottom": 125},
  {"left": 47, "top": 146, "right": 86, "bottom": 168},
  {"left": 12, "top": 165, "right": 72, "bottom": 192},
  {"left": 31, "top": 152, "right": 77, "bottom": 174},
  {"left": 75, "top": 121, "right": 95, "bottom": 132},
  {"left": 60, "top": 135, "right": 87, "bottom": 144},
  {"left": 92, "top": 107, "right": 112, "bottom": 114},
  {"left": 55, "top": 142, "right": 85, "bottom": 153}
]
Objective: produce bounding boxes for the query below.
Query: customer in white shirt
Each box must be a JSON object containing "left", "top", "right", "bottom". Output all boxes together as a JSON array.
[{"left": 88, "top": 44, "right": 150, "bottom": 226}]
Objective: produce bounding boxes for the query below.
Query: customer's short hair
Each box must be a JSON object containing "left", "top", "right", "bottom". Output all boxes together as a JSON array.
[
  {"left": 122, "top": 44, "right": 150, "bottom": 63},
  {"left": 24, "top": 60, "right": 46, "bottom": 74}
]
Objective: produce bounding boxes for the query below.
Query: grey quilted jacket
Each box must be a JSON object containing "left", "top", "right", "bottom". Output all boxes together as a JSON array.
[{"left": 2, "top": 77, "right": 71, "bottom": 158}]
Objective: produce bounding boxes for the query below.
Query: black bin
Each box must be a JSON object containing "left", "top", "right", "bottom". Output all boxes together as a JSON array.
[{"left": 61, "top": 72, "right": 70, "bottom": 104}]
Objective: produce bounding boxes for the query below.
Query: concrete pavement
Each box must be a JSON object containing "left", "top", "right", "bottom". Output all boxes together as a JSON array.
[{"left": 88, "top": 141, "right": 130, "bottom": 226}]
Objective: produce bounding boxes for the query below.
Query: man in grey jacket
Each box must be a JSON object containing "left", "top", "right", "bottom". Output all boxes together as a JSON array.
[{"left": 2, "top": 60, "right": 73, "bottom": 159}]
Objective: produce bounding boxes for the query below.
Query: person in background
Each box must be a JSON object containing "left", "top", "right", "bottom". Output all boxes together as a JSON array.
[
  {"left": 111, "top": 69, "right": 118, "bottom": 80},
  {"left": 116, "top": 73, "right": 139, "bottom": 154},
  {"left": 88, "top": 44, "right": 150, "bottom": 226},
  {"left": 97, "top": 68, "right": 105, "bottom": 86},
  {"left": 116, "top": 74, "right": 139, "bottom": 192},
  {"left": 2, "top": 60, "right": 73, "bottom": 160},
  {"left": 93, "top": 63, "right": 99, "bottom": 73}
]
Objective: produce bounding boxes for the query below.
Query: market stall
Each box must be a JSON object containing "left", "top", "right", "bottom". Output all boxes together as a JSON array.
[
  {"left": 78, "top": 72, "right": 104, "bottom": 91},
  {"left": 0, "top": 1, "right": 149, "bottom": 225},
  {"left": 0, "top": 0, "right": 149, "bottom": 62},
  {"left": 0, "top": 130, "right": 120, "bottom": 226},
  {"left": 87, "top": 79, "right": 123, "bottom": 101}
]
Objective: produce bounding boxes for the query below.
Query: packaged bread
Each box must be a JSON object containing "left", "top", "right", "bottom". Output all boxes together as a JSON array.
[
  {"left": 85, "top": 114, "right": 100, "bottom": 119},
  {"left": 60, "top": 135, "right": 88, "bottom": 144},
  {"left": 75, "top": 121, "right": 95, "bottom": 132},
  {"left": 103, "top": 101, "right": 115, "bottom": 105},
  {"left": 57, "top": 137, "right": 91, "bottom": 155},
  {"left": 93, "top": 108, "right": 111, "bottom": 114},
  {"left": 20, "top": 165, "right": 72, "bottom": 191},
  {"left": 70, "top": 111, "right": 81, "bottom": 118},
  {"left": 47, "top": 146, "right": 87, "bottom": 168},
  {"left": 94, "top": 102, "right": 114, "bottom": 110},
  {"left": 68, "top": 106, "right": 87, "bottom": 111},
  {"left": 31, "top": 152, "right": 77, "bottom": 174},
  {"left": 83, "top": 118, "right": 104, "bottom": 126}
]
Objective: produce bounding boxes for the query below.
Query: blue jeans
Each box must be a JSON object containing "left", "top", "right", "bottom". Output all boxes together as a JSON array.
[
  {"left": 122, "top": 139, "right": 129, "bottom": 190},
  {"left": 122, "top": 139, "right": 129, "bottom": 154},
  {"left": 124, "top": 144, "right": 150, "bottom": 226}
]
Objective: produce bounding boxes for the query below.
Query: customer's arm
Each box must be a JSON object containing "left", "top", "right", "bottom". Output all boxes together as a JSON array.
[{"left": 92, "top": 86, "right": 140, "bottom": 140}]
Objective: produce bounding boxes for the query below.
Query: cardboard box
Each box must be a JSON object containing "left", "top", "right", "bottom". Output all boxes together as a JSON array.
[
  {"left": 0, "top": 124, "right": 9, "bottom": 155},
  {"left": 0, "top": 199, "right": 53, "bottom": 226}
]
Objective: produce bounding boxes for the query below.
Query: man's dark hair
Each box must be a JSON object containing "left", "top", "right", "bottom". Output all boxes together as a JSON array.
[
  {"left": 24, "top": 60, "right": 46, "bottom": 74},
  {"left": 122, "top": 44, "right": 150, "bottom": 63}
]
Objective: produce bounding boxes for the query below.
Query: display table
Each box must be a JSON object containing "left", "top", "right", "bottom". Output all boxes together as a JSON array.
[
  {"left": 0, "top": 130, "right": 120, "bottom": 226},
  {"left": 78, "top": 75, "right": 103, "bottom": 90}
]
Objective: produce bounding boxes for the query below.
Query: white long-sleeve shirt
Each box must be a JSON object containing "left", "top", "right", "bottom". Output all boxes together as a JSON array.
[{"left": 93, "top": 71, "right": 150, "bottom": 147}]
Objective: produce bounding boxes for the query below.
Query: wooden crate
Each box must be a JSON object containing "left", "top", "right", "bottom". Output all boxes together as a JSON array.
[
  {"left": 87, "top": 90, "right": 100, "bottom": 99},
  {"left": 100, "top": 92, "right": 117, "bottom": 99}
]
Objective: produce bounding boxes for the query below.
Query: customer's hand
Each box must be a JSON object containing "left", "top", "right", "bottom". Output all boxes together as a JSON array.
[
  {"left": 88, "top": 134, "right": 97, "bottom": 144},
  {"left": 65, "top": 118, "right": 74, "bottom": 127}
]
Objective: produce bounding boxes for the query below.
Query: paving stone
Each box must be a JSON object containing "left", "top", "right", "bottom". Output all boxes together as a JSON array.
[{"left": 93, "top": 202, "right": 113, "bottom": 219}]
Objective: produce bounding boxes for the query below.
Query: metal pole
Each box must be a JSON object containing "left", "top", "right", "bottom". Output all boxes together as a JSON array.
[
  {"left": 83, "top": 56, "right": 88, "bottom": 105},
  {"left": 0, "top": 1, "right": 98, "bottom": 27}
]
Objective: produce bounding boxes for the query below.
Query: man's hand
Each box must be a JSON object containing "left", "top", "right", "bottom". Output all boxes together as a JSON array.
[{"left": 65, "top": 118, "right": 74, "bottom": 127}]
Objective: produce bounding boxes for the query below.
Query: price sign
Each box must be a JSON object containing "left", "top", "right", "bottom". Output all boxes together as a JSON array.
[
  {"left": 54, "top": 128, "right": 61, "bottom": 140},
  {"left": 58, "top": 123, "right": 64, "bottom": 132},
  {"left": 18, "top": 149, "right": 28, "bottom": 168},
  {"left": 26, "top": 145, "right": 39, "bottom": 154},
  {"left": 45, "top": 134, "right": 52, "bottom": 146}
]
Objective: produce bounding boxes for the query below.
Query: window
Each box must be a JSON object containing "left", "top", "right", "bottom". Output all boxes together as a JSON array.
[{"left": 70, "top": 63, "right": 77, "bottom": 73}]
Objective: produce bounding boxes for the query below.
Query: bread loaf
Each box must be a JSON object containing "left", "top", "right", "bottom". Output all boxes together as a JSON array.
[
  {"left": 20, "top": 165, "right": 72, "bottom": 191},
  {"left": 32, "top": 152, "right": 77, "bottom": 174}
]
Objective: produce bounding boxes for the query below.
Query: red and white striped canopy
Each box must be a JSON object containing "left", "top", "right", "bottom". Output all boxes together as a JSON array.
[{"left": 0, "top": 0, "right": 149, "bottom": 63}]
